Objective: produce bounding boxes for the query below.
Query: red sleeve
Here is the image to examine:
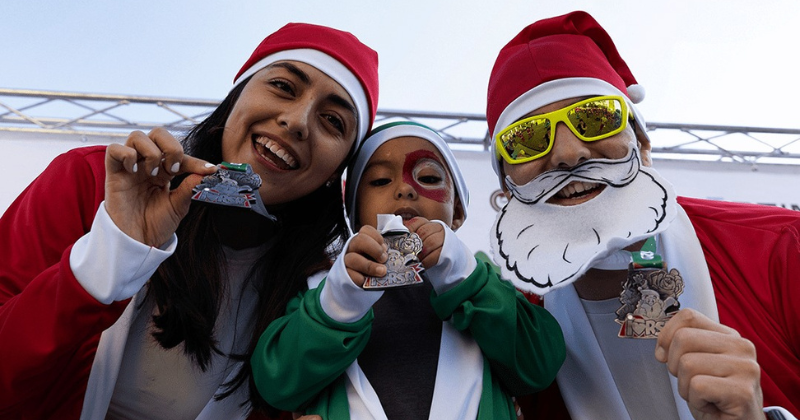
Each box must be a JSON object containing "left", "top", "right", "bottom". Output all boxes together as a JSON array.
[
  {"left": 679, "top": 197, "right": 800, "bottom": 416},
  {"left": 0, "top": 146, "right": 129, "bottom": 411},
  {"left": 764, "top": 221, "right": 800, "bottom": 414}
]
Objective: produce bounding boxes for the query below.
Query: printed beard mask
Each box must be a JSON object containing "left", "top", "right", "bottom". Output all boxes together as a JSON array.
[{"left": 491, "top": 144, "right": 677, "bottom": 294}]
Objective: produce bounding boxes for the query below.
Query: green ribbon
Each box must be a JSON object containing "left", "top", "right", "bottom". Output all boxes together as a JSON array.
[{"left": 630, "top": 237, "right": 665, "bottom": 269}]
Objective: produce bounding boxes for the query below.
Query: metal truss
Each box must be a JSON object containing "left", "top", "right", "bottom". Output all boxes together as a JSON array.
[{"left": 2, "top": 88, "right": 799, "bottom": 166}]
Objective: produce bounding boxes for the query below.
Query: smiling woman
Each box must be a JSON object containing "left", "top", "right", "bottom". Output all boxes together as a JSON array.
[
  {"left": 0, "top": 22, "right": 378, "bottom": 420},
  {"left": 222, "top": 61, "right": 360, "bottom": 206}
]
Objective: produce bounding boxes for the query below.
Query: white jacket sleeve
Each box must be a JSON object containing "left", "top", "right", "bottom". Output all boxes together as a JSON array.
[
  {"left": 69, "top": 202, "right": 176, "bottom": 304},
  {"left": 318, "top": 234, "right": 384, "bottom": 323},
  {"left": 423, "top": 221, "right": 477, "bottom": 295}
]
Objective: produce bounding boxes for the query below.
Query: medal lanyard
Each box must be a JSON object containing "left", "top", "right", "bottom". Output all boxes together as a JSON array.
[{"left": 629, "top": 236, "right": 665, "bottom": 269}]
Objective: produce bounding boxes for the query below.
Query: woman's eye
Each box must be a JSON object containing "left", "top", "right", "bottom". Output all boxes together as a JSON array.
[
  {"left": 269, "top": 80, "right": 294, "bottom": 95},
  {"left": 369, "top": 178, "right": 390, "bottom": 187},
  {"left": 324, "top": 114, "right": 345, "bottom": 134}
]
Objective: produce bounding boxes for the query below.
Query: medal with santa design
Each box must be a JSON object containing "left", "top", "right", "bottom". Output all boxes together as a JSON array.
[
  {"left": 615, "top": 237, "right": 684, "bottom": 339},
  {"left": 191, "top": 162, "right": 276, "bottom": 221},
  {"left": 363, "top": 214, "right": 425, "bottom": 290}
]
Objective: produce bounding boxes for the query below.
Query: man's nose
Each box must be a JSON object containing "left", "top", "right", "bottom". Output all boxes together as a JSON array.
[{"left": 545, "top": 122, "right": 591, "bottom": 169}]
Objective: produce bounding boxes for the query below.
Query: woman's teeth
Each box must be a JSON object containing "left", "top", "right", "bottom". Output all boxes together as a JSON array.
[{"left": 254, "top": 137, "right": 298, "bottom": 169}]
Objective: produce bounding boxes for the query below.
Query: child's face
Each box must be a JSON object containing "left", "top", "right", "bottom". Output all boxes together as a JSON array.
[{"left": 355, "top": 136, "right": 463, "bottom": 230}]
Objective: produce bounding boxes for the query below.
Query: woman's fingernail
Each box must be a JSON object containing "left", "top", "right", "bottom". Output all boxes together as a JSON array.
[
  {"left": 150, "top": 167, "right": 159, "bottom": 177},
  {"left": 132, "top": 163, "right": 138, "bottom": 173},
  {"left": 204, "top": 163, "right": 216, "bottom": 168},
  {"left": 170, "top": 162, "right": 180, "bottom": 173}
]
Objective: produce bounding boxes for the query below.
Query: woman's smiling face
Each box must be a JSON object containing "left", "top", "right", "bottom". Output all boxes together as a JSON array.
[{"left": 221, "top": 60, "right": 358, "bottom": 206}]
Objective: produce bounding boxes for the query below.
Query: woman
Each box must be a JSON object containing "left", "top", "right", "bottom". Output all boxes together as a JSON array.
[{"left": 0, "top": 22, "right": 379, "bottom": 419}]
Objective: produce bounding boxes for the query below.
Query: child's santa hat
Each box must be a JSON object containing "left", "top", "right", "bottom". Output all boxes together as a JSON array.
[
  {"left": 234, "top": 22, "right": 379, "bottom": 144},
  {"left": 486, "top": 11, "right": 648, "bottom": 176},
  {"left": 345, "top": 121, "right": 469, "bottom": 228}
]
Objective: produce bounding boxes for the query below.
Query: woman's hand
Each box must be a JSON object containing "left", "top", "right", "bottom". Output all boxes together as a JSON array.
[
  {"left": 104, "top": 128, "right": 217, "bottom": 247},
  {"left": 343, "top": 225, "right": 388, "bottom": 287}
]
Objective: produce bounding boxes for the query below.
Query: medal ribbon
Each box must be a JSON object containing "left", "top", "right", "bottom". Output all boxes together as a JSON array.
[{"left": 629, "top": 237, "right": 665, "bottom": 269}]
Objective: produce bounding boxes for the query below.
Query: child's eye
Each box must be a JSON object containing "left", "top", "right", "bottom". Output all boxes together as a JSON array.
[
  {"left": 369, "top": 178, "right": 390, "bottom": 187},
  {"left": 417, "top": 175, "right": 442, "bottom": 185},
  {"left": 412, "top": 159, "right": 447, "bottom": 188}
]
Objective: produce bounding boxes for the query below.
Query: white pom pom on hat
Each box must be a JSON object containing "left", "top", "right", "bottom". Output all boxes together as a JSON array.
[{"left": 627, "top": 84, "right": 646, "bottom": 104}]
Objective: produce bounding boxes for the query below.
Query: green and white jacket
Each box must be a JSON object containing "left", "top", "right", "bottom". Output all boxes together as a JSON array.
[{"left": 252, "top": 223, "right": 565, "bottom": 420}]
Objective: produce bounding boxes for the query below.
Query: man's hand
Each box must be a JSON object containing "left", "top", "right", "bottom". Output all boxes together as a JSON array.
[
  {"left": 404, "top": 217, "right": 445, "bottom": 269},
  {"left": 656, "top": 309, "right": 766, "bottom": 420},
  {"left": 343, "top": 225, "right": 388, "bottom": 287},
  {"left": 105, "top": 128, "right": 216, "bottom": 247}
]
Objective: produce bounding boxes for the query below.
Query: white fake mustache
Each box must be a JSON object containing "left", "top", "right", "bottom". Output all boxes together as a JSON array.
[{"left": 505, "top": 143, "right": 640, "bottom": 204}]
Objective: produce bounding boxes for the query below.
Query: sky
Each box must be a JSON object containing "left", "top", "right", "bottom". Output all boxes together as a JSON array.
[{"left": 2, "top": 0, "right": 800, "bottom": 130}]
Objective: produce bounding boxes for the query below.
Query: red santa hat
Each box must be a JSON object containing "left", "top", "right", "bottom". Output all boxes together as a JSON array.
[
  {"left": 234, "top": 22, "right": 379, "bottom": 144},
  {"left": 486, "top": 11, "right": 648, "bottom": 175}
]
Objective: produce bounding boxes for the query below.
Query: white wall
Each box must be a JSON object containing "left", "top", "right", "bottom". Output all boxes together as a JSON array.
[{"left": 0, "top": 132, "right": 120, "bottom": 215}]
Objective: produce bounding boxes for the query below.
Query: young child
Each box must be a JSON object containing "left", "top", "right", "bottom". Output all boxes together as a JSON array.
[{"left": 251, "top": 121, "right": 565, "bottom": 419}]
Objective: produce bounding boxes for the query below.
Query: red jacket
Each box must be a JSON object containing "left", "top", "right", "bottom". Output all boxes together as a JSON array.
[
  {"left": 0, "top": 146, "right": 129, "bottom": 418},
  {"left": 0, "top": 146, "right": 291, "bottom": 420},
  {"left": 519, "top": 197, "right": 800, "bottom": 418}
]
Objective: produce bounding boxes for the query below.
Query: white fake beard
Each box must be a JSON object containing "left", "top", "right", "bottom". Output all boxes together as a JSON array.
[{"left": 491, "top": 145, "right": 677, "bottom": 294}]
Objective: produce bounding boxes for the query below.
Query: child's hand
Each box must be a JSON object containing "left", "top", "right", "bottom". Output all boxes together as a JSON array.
[
  {"left": 344, "top": 225, "right": 389, "bottom": 287},
  {"left": 404, "top": 217, "right": 445, "bottom": 269}
]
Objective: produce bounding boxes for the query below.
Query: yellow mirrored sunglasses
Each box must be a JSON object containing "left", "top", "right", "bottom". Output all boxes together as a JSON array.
[{"left": 495, "top": 95, "right": 632, "bottom": 165}]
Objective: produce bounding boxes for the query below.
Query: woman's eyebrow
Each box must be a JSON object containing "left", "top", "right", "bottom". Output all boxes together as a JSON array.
[
  {"left": 326, "top": 93, "right": 356, "bottom": 118},
  {"left": 270, "top": 62, "right": 356, "bottom": 119},
  {"left": 270, "top": 62, "right": 310, "bottom": 84}
]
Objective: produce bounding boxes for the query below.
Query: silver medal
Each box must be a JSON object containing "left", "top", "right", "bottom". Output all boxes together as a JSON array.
[{"left": 363, "top": 231, "right": 425, "bottom": 290}]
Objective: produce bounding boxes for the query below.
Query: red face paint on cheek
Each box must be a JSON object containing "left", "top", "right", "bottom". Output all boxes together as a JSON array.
[{"left": 402, "top": 150, "right": 451, "bottom": 203}]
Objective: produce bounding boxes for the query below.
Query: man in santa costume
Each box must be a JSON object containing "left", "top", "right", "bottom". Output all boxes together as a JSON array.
[{"left": 486, "top": 10, "right": 799, "bottom": 420}]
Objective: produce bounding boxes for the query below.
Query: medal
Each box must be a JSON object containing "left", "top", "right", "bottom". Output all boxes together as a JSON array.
[
  {"left": 363, "top": 216, "right": 425, "bottom": 290},
  {"left": 615, "top": 237, "right": 684, "bottom": 339},
  {"left": 191, "top": 162, "right": 276, "bottom": 221}
]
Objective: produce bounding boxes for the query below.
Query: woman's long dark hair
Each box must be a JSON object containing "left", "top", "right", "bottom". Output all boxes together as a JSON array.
[{"left": 146, "top": 77, "right": 352, "bottom": 415}]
